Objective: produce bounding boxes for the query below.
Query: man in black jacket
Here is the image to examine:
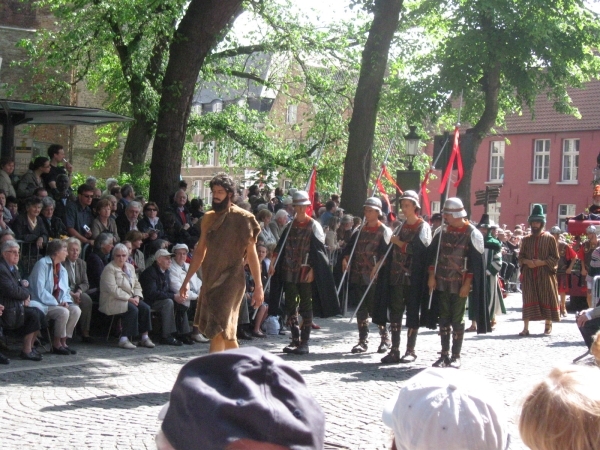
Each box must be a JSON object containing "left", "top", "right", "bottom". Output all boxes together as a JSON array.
[{"left": 140, "top": 249, "right": 189, "bottom": 346}]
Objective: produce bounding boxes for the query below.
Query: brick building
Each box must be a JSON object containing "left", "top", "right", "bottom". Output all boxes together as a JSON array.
[{"left": 425, "top": 80, "right": 600, "bottom": 230}]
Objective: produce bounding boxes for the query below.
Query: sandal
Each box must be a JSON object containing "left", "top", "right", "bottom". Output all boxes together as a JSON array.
[
  {"left": 518, "top": 330, "right": 530, "bottom": 337},
  {"left": 544, "top": 323, "right": 552, "bottom": 335},
  {"left": 465, "top": 325, "right": 477, "bottom": 332}
]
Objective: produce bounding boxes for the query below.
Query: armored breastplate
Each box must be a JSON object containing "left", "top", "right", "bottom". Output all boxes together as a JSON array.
[
  {"left": 350, "top": 225, "right": 385, "bottom": 285},
  {"left": 436, "top": 226, "right": 470, "bottom": 295},
  {"left": 283, "top": 221, "right": 312, "bottom": 283},
  {"left": 390, "top": 222, "right": 422, "bottom": 286}
]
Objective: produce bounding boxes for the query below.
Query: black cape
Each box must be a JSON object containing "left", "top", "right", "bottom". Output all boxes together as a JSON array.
[
  {"left": 270, "top": 220, "right": 341, "bottom": 318},
  {"left": 423, "top": 224, "right": 490, "bottom": 333}
]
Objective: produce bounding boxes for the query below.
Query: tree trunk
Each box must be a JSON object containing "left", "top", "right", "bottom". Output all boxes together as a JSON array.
[
  {"left": 149, "top": 0, "right": 243, "bottom": 211},
  {"left": 120, "top": 116, "right": 154, "bottom": 174},
  {"left": 339, "top": 0, "right": 402, "bottom": 216}
]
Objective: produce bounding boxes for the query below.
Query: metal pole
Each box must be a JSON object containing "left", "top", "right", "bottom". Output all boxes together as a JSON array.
[{"left": 370, "top": 137, "right": 395, "bottom": 196}]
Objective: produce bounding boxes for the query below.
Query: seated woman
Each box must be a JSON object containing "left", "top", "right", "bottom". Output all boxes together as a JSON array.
[
  {"left": 99, "top": 243, "right": 154, "bottom": 350},
  {"left": 40, "top": 197, "right": 67, "bottom": 239},
  {"left": 124, "top": 230, "right": 146, "bottom": 276},
  {"left": 169, "top": 243, "right": 208, "bottom": 343},
  {"left": 62, "top": 238, "right": 93, "bottom": 343},
  {"left": 137, "top": 201, "right": 165, "bottom": 245},
  {"left": 29, "top": 239, "right": 81, "bottom": 355},
  {"left": 0, "top": 240, "right": 45, "bottom": 361},
  {"left": 92, "top": 198, "right": 119, "bottom": 243},
  {"left": 86, "top": 232, "right": 114, "bottom": 295},
  {"left": 13, "top": 196, "right": 48, "bottom": 250}
]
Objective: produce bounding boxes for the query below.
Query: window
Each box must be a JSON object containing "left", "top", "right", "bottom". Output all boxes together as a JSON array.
[
  {"left": 488, "top": 202, "right": 501, "bottom": 225},
  {"left": 205, "top": 141, "right": 216, "bottom": 166},
  {"left": 431, "top": 201, "right": 441, "bottom": 214},
  {"left": 489, "top": 141, "right": 504, "bottom": 182},
  {"left": 558, "top": 204, "right": 576, "bottom": 230},
  {"left": 286, "top": 104, "right": 297, "bottom": 124},
  {"left": 533, "top": 140, "right": 550, "bottom": 181},
  {"left": 562, "top": 139, "right": 579, "bottom": 181},
  {"left": 212, "top": 100, "right": 223, "bottom": 113}
]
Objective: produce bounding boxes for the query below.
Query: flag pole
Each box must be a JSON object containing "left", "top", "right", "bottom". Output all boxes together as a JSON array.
[{"left": 371, "top": 137, "right": 395, "bottom": 196}]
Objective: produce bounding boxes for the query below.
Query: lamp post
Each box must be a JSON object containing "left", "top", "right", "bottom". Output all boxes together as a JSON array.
[{"left": 404, "top": 125, "right": 421, "bottom": 170}]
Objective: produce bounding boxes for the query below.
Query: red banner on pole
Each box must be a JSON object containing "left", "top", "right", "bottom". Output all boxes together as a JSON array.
[
  {"left": 307, "top": 166, "right": 316, "bottom": 217},
  {"left": 438, "top": 126, "right": 464, "bottom": 194},
  {"left": 420, "top": 168, "right": 433, "bottom": 217},
  {"left": 382, "top": 165, "right": 403, "bottom": 194}
]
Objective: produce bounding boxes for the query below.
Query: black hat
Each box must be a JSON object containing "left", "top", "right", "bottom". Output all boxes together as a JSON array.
[
  {"left": 160, "top": 347, "right": 325, "bottom": 449},
  {"left": 477, "top": 213, "right": 491, "bottom": 229}
]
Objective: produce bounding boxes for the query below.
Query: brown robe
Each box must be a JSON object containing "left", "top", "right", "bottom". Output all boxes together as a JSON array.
[
  {"left": 519, "top": 231, "right": 560, "bottom": 322},
  {"left": 194, "top": 204, "right": 260, "bottom": 339}
]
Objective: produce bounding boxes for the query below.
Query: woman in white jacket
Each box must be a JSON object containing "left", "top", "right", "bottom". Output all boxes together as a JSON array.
[
  {"left": 99, "top": 243, "right": 154, "bottom": 350},
  {"left": 169, "top": 243, "right": 208, "bottom": 343}
]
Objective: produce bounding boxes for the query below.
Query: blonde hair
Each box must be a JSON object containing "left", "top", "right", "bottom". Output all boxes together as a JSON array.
[{"left": 519, "top": 366, "right": 600, "bottom": 450}]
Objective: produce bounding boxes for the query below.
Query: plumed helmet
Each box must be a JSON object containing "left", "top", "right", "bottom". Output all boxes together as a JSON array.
[
  {"left": 586, "top": 225, "right": 597, "bottom": 235},
  {"left": 442, "top": 197, "right": 467, "bottom": 218},
  {"left": 363, "top": 197, "right": 383, "bottom": 214},
  {"left": 292, "top": 190, "right": 311, "bottom": 206},
  {"left": 550, "top": 226, "right": 562, "bottom": 235},
  {"left": 399, "top": 190, "right": 421, "bottom": 210},
  {"left": 528, "top": 204, "right": 546, "bottom": 224}
]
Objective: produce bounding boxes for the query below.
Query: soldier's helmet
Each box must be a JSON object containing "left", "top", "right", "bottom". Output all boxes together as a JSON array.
[
  {"left": 363, "top": 197, "right": 383, "bottom": 214},
  {"left": 442, "top": 197, "right": 467, "bottom": 218},
  {"left": 292, "top": 191, "right": 312, "bottom": 206},
  {"left": 399, "top": 190, "right": 420, "bottom": 209}
]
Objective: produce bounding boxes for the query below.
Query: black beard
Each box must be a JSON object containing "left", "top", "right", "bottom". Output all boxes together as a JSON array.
[
  {"left": 531, "top": 227, "right": 542, "bottom": 235},
  {"left": 212, "top": 198, "right": 230, "bottom": 212}
]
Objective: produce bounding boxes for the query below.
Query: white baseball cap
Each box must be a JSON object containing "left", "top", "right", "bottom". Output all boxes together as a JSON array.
[{"left": 382, "top": 368, "right": 509, "bottom": 450}]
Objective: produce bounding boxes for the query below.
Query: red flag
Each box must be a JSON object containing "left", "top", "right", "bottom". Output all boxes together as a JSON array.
[
  {"left": 307, "top": 166, "right": 316, "bottom": 217},
  {"left": 420, "top": 168, "right": 433, "bottom": 217},
  {"left": 381, "top": 165, "right": 403, "bottom": 194},
  {"left": 376, "top": 178, "right": 386, "bottom": 195},
  {"left": 438, "top": 126, "right": 464, "bottom": 194}
]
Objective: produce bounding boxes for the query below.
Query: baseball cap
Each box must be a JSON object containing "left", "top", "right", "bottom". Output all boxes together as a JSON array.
[
  {"left": 382, "top": 368, "right": 509, "bottom": 450},
  {"left": 155, "top": 249, "right": 174, "bottom": 259},
  {"left": 171, "top": 243, "right": 189, "bottom": 252},
  {"left": 159, "top": 347, "right": 325, "bottom": 450}
]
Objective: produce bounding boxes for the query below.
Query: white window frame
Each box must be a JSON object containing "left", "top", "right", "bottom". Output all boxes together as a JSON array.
[
  {"left": 431, "top": 201, "right": 441, "bottom": 214},
  {"left": 562, "top": 138, "right": 579, "bottom": 182},
  {"left": 212, "top": 101, "right": 223, "bottom": 113},
  {"left": 205, "top": 141, "right": 216, "bottom": 166},
  {"left": 533, "top": 139, "right": 550, "bottom": 181},
  {"left": 286, "top": 104, "right": 297, "bottom": 125},
  {"left": 558, "top": 204, "right": 576, "bottom": 231},
  {"left": 489, "top": 141, "right": 504, "bottom": 182}
]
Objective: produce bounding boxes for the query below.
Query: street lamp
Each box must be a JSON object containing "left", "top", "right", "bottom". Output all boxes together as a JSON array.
[{"left": 404, "top": 125, "right": 421, "bottom": 170}]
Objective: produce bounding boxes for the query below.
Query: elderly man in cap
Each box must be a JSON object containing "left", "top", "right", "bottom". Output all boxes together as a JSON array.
[
  {"left": 342, "top": 196, "right": 392, "bottom": 354},
  {"left": 180, "top": 173, "right": 263, "bottom": 354},
  {"left": 156, "top": 347, "right": 325, "bottom": 450},
  {"left": 140, "top": 249, "right": 188, "bottom": 346},
  {"left": 269, "top": 190, "right": 340, "bottom": 355},
  {"left": 550, "top": 226, "right": 577, "bottom": 317},
  {"left": 578, "top": 225, "right": 599, "bottom": 308},
  {"left": 518, "top": 204, "right": 560, "bottom": 336},
  {"left": 381, "top": 190, "right": 431, "bottom": 364},
  {"left": 427, "top": 197, "right": 487, "bottom": 368}
]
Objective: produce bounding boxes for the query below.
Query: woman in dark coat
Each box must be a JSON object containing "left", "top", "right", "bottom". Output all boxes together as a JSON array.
[
  {"left": 39, "top": 197, "right": 67, "bottom": 239},
  {"left": 13, "top": 196, "right": 48, "bottom": 249}
]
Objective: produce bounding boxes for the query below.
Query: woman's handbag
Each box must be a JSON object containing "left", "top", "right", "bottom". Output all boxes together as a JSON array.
[{"left": 0, "top": 299, "right": 25, "bottom": 329}]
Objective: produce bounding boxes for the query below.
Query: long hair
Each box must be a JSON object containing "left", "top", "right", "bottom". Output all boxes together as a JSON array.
[{"left": 209, "top": 173, "right": 236, "bottom": 200}]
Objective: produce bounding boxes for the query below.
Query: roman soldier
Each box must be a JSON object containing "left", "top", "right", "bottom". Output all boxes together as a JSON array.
[
  {"left": 269, "top": 190, "right": 340, "bottom": 355},
  {"left": 380, "top": 190, "right": 431, "bottom": 364},
  {"left": 427, "top": 197, "right": 488, "bottom": 368},
  {"left": 342, "top": 197, "right": 392, "bottom": 354},
  {"left": 550, "top": 226, "right": 577, "bottom": 317}
]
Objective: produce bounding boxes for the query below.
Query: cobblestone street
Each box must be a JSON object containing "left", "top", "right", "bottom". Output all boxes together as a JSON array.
[{"left": 0, "top": 293, "right": 592, "bottom": 449}]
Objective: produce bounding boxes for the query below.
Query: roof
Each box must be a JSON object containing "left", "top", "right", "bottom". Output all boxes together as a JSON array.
[
  {"left": 502, "top": 80, "right": 600, "bottom": 134},
  {"left": 0, "top": 99, "right": 132, "bottom": 125}
]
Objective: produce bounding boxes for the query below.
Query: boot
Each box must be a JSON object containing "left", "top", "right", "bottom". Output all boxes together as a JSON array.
[
  {"left": 381, "top": 322, "right": 401, "bottom": 364},
  {"left": 451, "top": 323, "right": 465, "bottom": 357},
  {"left": 432, "top": 353, "right": 451, "bottom": 367},
  {"left": 351, "top": 319, "right": 369, "bottom": 353},
  {"left": 432, "top": 324, "right": 451, "bottom": 367},
  {"left": 293, "top": 324, "right": 311, "bottom": 355},
  {"left": 377, "top": 324, "right": 391, "bottom": 353},
  {"left": 449, "top": 354, "right": 461, "bottom": 369},
  {"left": 399, "top": 328, "right": 418, "bottom": 363},
  {"left": 283, "top": 316, "right": 300, "bottom": 353}
]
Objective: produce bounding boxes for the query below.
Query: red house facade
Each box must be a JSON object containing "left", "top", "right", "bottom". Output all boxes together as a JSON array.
[{"left": 425, "top": 80, "right": 600, "bottom": 230}]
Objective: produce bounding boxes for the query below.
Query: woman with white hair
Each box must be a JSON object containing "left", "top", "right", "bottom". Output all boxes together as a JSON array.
[
  {"left": 29, "top": 239, "right": 81, "bottom": 355},
  {"left": 99, "top": 243, "right": 154, "bottom": 349},
  {"left": 102, "top": 178, "right": 118, "bottom": 197},
  {"left": 62, "top": 238, "right": 94, "bottom": 343}
]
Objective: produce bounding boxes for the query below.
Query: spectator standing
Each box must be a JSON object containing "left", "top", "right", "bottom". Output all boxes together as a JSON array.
[
  {"left": 319, "top": 200, "right": 337, "bottom": 227},
  {"left": 65, "top": 184, "right": 95, "bottom": 246},
  {"left": 256, "top": 209, "right": 277, "bottom": 251},
  {"left": 42, "top": 144, "right": 73, "bottom": 190},
  {"left": 29, "top": 239, "right": 81, "bottom": 355},
  {"left": 50, "top": 174, "right": 74, "bottom": 225},
  {"left": 0, "top": 157, "right": 16, "bottom": 198},
  {"left": 17, "top": 156, "right": 50, "bottom": 200}
]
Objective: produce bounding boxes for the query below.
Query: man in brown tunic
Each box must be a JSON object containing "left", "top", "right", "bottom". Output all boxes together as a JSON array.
[
  {"left": 180, "top": 173, "right": 263, "bottom": 353},
  {"left": 518, "top": 204, "right": 559, "bottom": 336}
]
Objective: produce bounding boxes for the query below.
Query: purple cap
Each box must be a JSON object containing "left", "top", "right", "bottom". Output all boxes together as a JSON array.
[{"left": 160, "top": 347, "right": 325, "bottom": 449}]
